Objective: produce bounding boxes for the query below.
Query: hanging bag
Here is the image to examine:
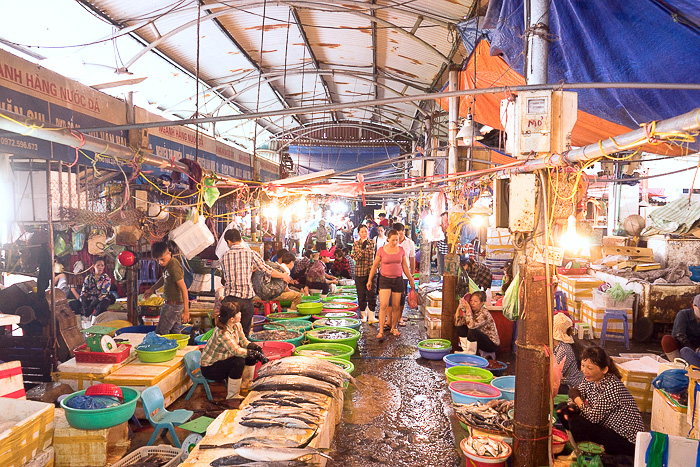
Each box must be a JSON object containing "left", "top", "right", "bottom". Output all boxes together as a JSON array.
[{"left": 502, "top": 272, "right": 521, "bottom": 321}]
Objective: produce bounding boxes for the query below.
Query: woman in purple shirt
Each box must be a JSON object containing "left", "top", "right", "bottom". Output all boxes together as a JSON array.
[{"left": 367, "top": 229, "right": 414, "bottom": 339}]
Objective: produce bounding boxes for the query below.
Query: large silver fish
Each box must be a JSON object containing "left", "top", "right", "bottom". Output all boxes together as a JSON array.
[
  {"left": 235, "top": 445, "right": 331, "bottom": 462},
  {"left": 240, "top": 409, "right": 321, "bottom": 425},
  {"left": 250, "top": 375, "right": 337, "bottom": 398},
  {"left": 239, "top": 417, "right": 313, "bottom": 430},
  {"left": 210, "top": 454, "right": 317, "bottom": 466},
  {"left": 256, "top": 356, "right": 357, "bottom": 387}
]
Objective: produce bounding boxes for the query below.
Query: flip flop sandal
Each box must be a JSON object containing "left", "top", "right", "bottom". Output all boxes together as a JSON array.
[
  {"left": 398, "top": 320, "right": 407, "bottom": 326},
  {"left": 391, "top": 328, "right": 401, "bottom": 337},
  {"left": 383, "top": 324, "right": 391, "bottom": 331}
]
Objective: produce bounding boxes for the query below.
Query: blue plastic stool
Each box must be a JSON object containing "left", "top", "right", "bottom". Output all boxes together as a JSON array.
[
  {"left": 554, "top": 290, "right": 567, "bottom": 311},
  {"left": 141, "top": 386, "right": 193, "bottom": 448},
  {"left": 599, "top": 309, "right": 630, "bottom": 350},
  {"left": 183, "top": 350, "right": 215, "bottom": 401}
]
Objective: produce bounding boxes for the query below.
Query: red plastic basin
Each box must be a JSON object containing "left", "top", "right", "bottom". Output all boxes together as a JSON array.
[{"left": 254, "top": 341, "right": 296, "bottom": 377}]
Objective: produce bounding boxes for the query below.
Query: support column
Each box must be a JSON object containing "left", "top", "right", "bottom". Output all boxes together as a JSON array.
[
  {"left": 448, "top": 67, "right": 459, "bottom": 176},
  {"left": 441, "top": 252, "right": 459, "bottom": 350}
]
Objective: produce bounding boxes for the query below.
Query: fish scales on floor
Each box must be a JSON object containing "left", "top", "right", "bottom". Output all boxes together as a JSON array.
[{"left": 255, "top": 356, "right": 357, "bottom": 388}]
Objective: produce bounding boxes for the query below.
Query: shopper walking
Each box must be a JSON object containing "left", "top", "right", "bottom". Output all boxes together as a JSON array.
[
  {"left": 220, "top": 229, "right": 291, "bottom": 335},
  {"left": 393, "top": 223, "right": 415, "bottom": 326},
  {"left": 367, "top": 229, "right": 415, "bottom": 339},
  {"left": 145, "top": 242, "right": 189, "bottom": 334},
  {"left": 352, "top": 225, "right": 377, "bottom": 323}
]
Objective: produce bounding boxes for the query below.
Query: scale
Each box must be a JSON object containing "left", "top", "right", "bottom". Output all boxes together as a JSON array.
[
  {"left": 81, "top": 325, "right": 118, "bottom": 352},
  {"left": 179, "top": 416, "right": 215, "bottom": 461},
  {"left": 567, "top": 432, "right": 604, "bottom": 467}
]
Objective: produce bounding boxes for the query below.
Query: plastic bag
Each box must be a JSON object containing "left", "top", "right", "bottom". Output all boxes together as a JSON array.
[
  {"left": 502, "top": 272, "right": 520, "bottom": 321},
  {"left": 652, "top": 369, "right": 689, "bottom": 395},
  {"left": 468, "top": 277, "right": 480, "bottom": 293},
  {"left": 607, "top": 283, "right": 634, "bottom": 302},
  {"left": 64, "top": 395, "right": 121, "bottom": 410},
  {"left": 54, "top": 234, "right": 71, "bottom": 258},
  {"left": 136, "top": 332, "right": 178, "bottom": 351},
  {"left": 407, "top": 289, "right": 421, "bottom": 309}
]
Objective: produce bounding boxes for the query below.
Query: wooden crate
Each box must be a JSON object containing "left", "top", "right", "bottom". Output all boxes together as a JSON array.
[
  {"left": 612, "top": 354, "right": 666, "bottom": 413},
  {"left": 580, "top": 300, "right": 633, "bottom": 339},
  {"left": 0, "top": 336, "right": 53, "bottom": 387},
  {"left": 0, "top": 398, "right": 55, "bottom": 467},
  {"left": 53, "top": 409, "right": 129, "bottom": 467}
]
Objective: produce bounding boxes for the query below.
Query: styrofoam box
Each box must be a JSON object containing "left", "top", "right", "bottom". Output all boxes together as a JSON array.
[
  {"left": 0, "top": 398, "right": 55, "bottom": 467},
  {"left": 487, "top": 228, "right": 512, "bottom": 246},
  {"left": 635, "top": 432, "right": 699, "bottom": 466},
  {"left": 580, "top": 300, "right": 633, "bottom": 338},
  {"left": 424, "top": 306, "right": 442, "bottom": 317},
  {"left": 22, "top": 446, "right": 53, "bottom": 467},
  {"left": 169, "top": 219, "right": 215, "bottom": 260},
  {"left": 425, "top": 315, "right": 441, "bottom": 339},
  {"left": 651, "top": 388, "right": 689, "bottom": 438},
  {"left": 54, "top": 408, "right": 129, "bottom": 467},
  {"left": 592, "top": 288, "right": 635, "bottom": 309}
]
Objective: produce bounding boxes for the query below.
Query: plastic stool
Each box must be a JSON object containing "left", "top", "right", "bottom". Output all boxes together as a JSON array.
[
  {"left": 554, "top": 290, "right": 567, "bottom": 311},
  {"left": 600, "top": 309, "right": 630, "bottom": 350},
  {"left": 479, "top": 349, "right": 497, "bottom": 360},
  {"left": 576, "top": 323, "right": 593, "bottom": 340}
]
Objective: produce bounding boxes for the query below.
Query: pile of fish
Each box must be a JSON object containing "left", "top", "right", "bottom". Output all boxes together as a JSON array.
[
  {"left": 200, "top": 356, "right": 356, "bottom": 466},
  {"left": 307, "top": 329, "right": 354, "bottom": 340},
  {"left": 455, "top": 400, "right": 514, "bottom": 434},
  {"left": 462, "top": 436, "right": 510, "bottom": 459},
  {"left": 249, "top": 330, "right": 300, "bottom": 341}
]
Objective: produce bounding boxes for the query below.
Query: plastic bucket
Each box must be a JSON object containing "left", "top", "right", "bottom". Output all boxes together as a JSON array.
[
  {"left": 419, "top": 346, "right": 452, "bottom": 360},
  {"left": 445, "top": 366, "right": 494, "bottom": 385},
  {"left": 485, "top": 360, "right": 508, "bottom": 376},
  {"left": 443, "top": 354, "right": 489, "bottom": 369},
  {"left": 254, "top": 341, "right": 295, "bottom": 377},
  {"left": 252, "top": 314, "right": 267, "bottom": 332},
  {"left": 306, "top": 326, "right": 361, "bottom": 352},
  {"left": 491, "top": 376, "right": 515, "bottom": 401},
  {"left": 293, "top": 343, "right": 354, "bottom": 361},
  {"left": 449, "top": 381, "right": 501, "bottom": 405}
]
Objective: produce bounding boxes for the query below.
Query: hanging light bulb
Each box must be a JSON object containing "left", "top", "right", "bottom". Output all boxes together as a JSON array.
[
  {"left": 456, "top": 113, "right": 484, "bottom": 146},
  {"left": 561, "top": 214, "right": 581, "bottom": 252}
]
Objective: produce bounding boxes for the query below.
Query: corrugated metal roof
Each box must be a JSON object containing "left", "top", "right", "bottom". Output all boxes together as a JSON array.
[{"left": 9, "top": 0, "right": 475, "bottom": 154}]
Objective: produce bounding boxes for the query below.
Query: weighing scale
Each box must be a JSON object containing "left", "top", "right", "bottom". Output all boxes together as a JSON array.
[
  {"left": 179, "top": 416, "right": 215, "bottom": 461},
  {"left": 80, "top": 325, "right": 118, "bottom": 352},
  {"left": 566, "top": 430, "right": 604, "bottom": 467}
]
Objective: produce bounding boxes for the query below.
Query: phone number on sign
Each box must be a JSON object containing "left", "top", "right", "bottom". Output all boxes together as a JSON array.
[{"left": 0, "top": 137, "right": 39, "bottom": 151}]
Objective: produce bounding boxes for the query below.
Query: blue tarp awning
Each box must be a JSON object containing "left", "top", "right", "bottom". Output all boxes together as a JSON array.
[{"left": 289, "top": 145, "right": 401, "bottom": 174}]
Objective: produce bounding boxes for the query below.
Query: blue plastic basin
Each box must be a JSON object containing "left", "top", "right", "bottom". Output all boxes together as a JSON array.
[
  {"left": 443, "top": 353, "right": 489, "bottom": 369},
  {"left": 491, "top": 375, "right": 515, "bottom": 400}
]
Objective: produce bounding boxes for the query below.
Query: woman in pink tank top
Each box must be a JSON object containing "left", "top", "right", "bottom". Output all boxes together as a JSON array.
[{"left": 367, "top": 229, "right": 415, "bottom": 339}]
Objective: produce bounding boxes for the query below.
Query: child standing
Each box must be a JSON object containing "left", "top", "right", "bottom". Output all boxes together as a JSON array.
[{"left": 145, "top": 241, "right": 190, "bottom": 334}]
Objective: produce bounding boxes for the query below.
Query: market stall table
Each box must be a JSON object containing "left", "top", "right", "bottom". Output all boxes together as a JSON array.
[{"left": 0, "top": 313, "right": 20, "bottom": 326}]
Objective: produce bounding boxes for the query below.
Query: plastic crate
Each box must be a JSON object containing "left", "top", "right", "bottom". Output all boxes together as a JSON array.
[
  {"left": 73, "top": 343, "right": 131, "bottom": 364},
  {"left": 556, "top": 267, "right": 588, "bottom": 275},
  {"left": 110, "top": 445, "right": 182, "bottom": 467}
]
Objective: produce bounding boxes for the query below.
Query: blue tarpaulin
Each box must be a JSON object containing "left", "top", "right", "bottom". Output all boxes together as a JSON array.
[
  {"left": 289, "top": 145, "right": 401, "bottom": 174},
  {"left": 477, "top": 0, "right": 700, "bottom": 129}
]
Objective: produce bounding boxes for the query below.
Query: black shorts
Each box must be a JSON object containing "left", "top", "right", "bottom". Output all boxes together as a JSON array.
[{"left": 378, "top": 275, "right": 404, "bottom": 293}]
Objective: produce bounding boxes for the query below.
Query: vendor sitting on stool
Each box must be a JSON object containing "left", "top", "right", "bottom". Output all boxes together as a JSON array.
[
  {"left": 454, "top": 291, "right": 500, "bottom": 356},
  {"left": 553, "top": 313, "right": 584, "bottom": 394},
  {"left": 556, "top": 346, "right": 644, "bottom": 457},
  {"left": 78, "top": 258, "right": 114, "bottom": 317},
  {"left": 200, "top": 301, "right": 269, "bottom": 400},
  {"left": 661, "top": 293, "right": 700, "bottom": 361}
]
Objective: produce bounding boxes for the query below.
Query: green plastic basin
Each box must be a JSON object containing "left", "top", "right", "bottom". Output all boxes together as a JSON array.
[
  {"left": 160, "top": 333, "right": 189, "bottom": 349},
  {"left": 293, "top": 343, "right": 354, "bottom": 361},
  {"left": 301, "top": 295, "right": 322, "bottom": 303},
  {"left": 136, "top": 347, "right": 178, "bottom": 363},
  {"left": 323, "top": 294, "right": 358, "bottom": 303},
  {"left": 445, "top": 366, "right": 494, "bottom": 385},
  {"left": 313, "top": 317, "right": 361, "bottom": 331},
  {"left": 249, "top": 324, "right": 305, "bottom": 346},
  {"left": 306, "top": 326, "right": 361, "bottom": 353},
  {"left": 324, "top": 356, "right": 355, "bottom": 374},
  {"left": 263, "top": 319, "right": 313, "bottom": 333},
  {"left": 312, "top": 311, "right": 357, "bottom": 320},
  {"left": 268, "top": 312, "right": 312, "bottom": 321},
  {"left": 321, "top": 302, "right": 358, "bottom": 312},
  {"left": 418, "top": 339, "right": 452, "bottom": 350},
  {"left": 60, "top": 387, "right": 139, "bottom": 430},
  {"left": 297, "top": 302, "right": 324, "bottom": 315}
]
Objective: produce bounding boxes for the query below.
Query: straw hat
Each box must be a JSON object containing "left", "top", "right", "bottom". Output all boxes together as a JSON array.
[{"left": 553, "top": 313, "right": 574, "bottom": 344}]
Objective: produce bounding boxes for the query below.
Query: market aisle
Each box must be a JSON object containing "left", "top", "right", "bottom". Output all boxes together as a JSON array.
[{"left": 329, "top": 308, "right": 464, "bottom": 467}]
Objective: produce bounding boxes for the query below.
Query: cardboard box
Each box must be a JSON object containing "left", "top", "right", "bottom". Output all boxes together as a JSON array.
[
  {"left": 602, "top": 235, "right": 629, "bottom": 246},
  {"left": 651, "top": 388, "right": 690, "bottom": 438},
  {"left": 592, "top": 288, "right": 635, "bottom": 309},
  {"left": 580, "top": 299, "right": 633, "bottom": 339},
  {"left": 53, "top": 409, "right": 129, "bottom": 467},
  {"left": 0, "top": 360, "right": 25, "bottom": 399},
  {"left": 0, "top": 398, "right": 55, "bottom": 467}
]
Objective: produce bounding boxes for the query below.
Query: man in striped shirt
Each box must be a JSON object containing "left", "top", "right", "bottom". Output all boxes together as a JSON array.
[{"left": 221, "top": 229, "right": 291, "bottom": 335}]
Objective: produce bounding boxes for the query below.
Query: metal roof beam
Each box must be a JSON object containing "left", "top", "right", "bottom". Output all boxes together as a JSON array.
[
  {"left": 371, "top": 0, "right": 378, "bottom": 123},
  {"left": 288, "top": 6, "right": 338, "bottom": 123}
]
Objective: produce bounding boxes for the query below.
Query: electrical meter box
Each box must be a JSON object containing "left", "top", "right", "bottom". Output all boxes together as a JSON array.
[{"left": 500, "top": 90, "right": 578, "bottom": 158}]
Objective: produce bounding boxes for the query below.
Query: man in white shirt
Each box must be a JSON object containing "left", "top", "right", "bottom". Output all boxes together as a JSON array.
[{"left": 393, "top": 222, "right": 415, "bottom": 326}]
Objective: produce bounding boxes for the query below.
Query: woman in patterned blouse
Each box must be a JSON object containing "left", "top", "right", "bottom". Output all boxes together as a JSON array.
[
  {"left": 556, "top": 346, "right": 644, "bottom": 456},
  {"left": 78, "top": 258, "right": 113, "bottom": 317},
  {"left": 454, "top": 291, "right": 500, "bottom": 354},
  {"left": 553, "top": 313, "right": 584, "bottom": 393}
]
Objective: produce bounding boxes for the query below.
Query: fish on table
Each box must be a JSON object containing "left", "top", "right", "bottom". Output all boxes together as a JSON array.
[
  {"left": 250, "top": 375, "right": 338, "bottom": 398},
  {"left": 256, "top": 356, "right": 357, "bottom": 387}
]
